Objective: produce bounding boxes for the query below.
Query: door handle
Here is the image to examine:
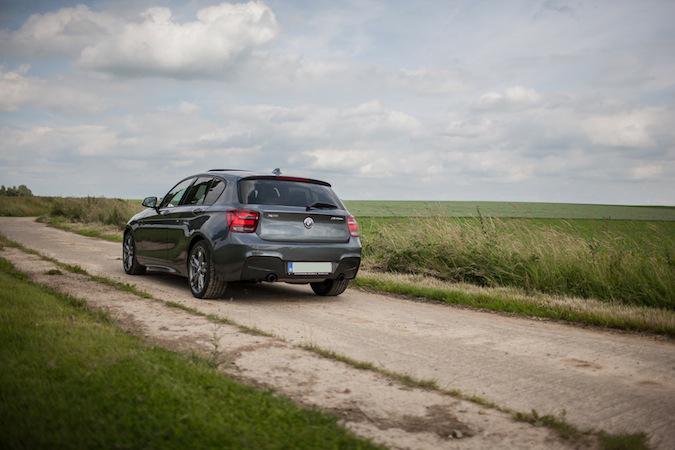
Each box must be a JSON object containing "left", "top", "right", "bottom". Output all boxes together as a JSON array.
[
  {"left": 192, "top": 208, "right": 204, "bottom": 215},
  {"left": 159, "top": 210, "right": 169, "bottom": 215}
]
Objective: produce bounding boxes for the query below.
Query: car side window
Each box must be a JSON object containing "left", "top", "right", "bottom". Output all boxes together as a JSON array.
[
  {"left": 159, "top": 178, "right": 195, "bottom": 208},
  {"left": 203, "top": 178, "right": 226, "bottom": 206},
  {"left": 181, "top": 177, "right": 212, "bottom": 206}
]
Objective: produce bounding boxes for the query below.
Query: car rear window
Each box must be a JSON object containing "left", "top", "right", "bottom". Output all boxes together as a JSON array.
[{"left": 239, "top": 179, "right": 343, "bottom": 208}]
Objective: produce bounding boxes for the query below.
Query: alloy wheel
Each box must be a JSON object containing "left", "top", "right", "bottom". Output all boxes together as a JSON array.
[
  {"left": 123, "top": 233, "right": 134, "bottom": 272},
  {"left": 190, "top": 248, "right": 207, "bottom": 293}
]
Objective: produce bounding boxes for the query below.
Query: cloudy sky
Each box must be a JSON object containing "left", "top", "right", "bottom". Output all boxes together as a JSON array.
[{"left": 1, "top": 0, "right": 674, "bottom": 204}]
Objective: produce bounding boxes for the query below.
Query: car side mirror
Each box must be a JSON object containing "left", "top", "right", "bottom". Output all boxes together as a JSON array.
[{"left": 142, "top": 196, "right": 158, "bottom": 208}]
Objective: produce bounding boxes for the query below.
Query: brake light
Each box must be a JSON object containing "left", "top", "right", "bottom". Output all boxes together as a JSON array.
[
  {"left": 227, "top": 209, "right": 260, "bottom": 233},
  {"left": 347, "top": 215, "right": 359, "bottom": 237}
]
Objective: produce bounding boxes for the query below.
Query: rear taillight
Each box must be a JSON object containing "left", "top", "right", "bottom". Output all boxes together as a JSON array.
[
  {"left": 347, "top": 215, "right": 359, "bottom": 237},
  {"left": 227, "top": 209, "right": 260, "bottom": 233}
]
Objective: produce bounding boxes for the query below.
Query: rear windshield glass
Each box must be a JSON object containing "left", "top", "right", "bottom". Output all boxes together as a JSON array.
[{"left": 239, "top": 179, "right": 343, "bottom": 208}]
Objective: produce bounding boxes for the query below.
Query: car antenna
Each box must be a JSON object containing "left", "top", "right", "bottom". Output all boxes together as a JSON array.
[{"left": 272, "top": 168, "right": 282, "bottom": 176}]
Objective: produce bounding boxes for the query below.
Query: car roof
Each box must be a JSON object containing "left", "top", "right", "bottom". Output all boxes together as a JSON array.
[{"left": 194, "top": 169, "right": 332, "bottom": 186}]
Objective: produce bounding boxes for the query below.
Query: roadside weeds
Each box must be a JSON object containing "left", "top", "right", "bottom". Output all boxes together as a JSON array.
[
  {"left": 355, "top": 271, "right": 675, "bottom": 339},
  {"left": 0, "top": 233, "right": 650, "bottom": 450}
]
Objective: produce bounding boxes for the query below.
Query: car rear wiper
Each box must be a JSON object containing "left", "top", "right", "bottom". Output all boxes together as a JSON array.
[{"left": 306, "top": 202, "right": 338, "bottom": 211}]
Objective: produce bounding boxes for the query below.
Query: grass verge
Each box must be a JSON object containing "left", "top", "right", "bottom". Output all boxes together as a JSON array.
[
  {"left": 0, "top": 256, "right": 380, "bottom": 450},
  {"left": 355, "top": 271, "right": 675, "bottom": 338}
]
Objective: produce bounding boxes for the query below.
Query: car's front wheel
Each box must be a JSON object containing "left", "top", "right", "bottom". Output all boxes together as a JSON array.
[
  {"left": 188, "top": 241, "right": 227, "bottom": 299},
  {"left": 310, "top": 278, "right": 350, "bottom": 296},
  {"left": 123, "top": 231, "right": 146, "bottom": 275}
]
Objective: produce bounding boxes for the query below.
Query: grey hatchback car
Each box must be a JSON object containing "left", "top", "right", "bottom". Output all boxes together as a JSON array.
[{"left": 123, "top": 169, "right": 361, "bottom": 299}]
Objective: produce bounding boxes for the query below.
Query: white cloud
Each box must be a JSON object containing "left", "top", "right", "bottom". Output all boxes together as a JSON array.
[
  {"left": 478, "top": 86, "right": 542, "bottom": 110},
  {"left": 385, "top": 67, "right": 467, "bottom": 95},
  {"left": 303, "top": 149, "right": 373, "bottom": 172},
  {"left": 1, "top": 2, "right": 278, "bottom": 79},
  {"left": 78, "top": 2, "right": 278, "bottom": 78},
  {"left": 0, "top": 66, "right": 105, "bottom": 113},
  {"left": 444, "top": 118, "right": 498, "bottom": 139},
  {"left": 2, "top": 5, "right": 118, "bottom": 56},
  {"left": 584, "top": 109, "right": 660, "bottom": 148},
  {"left": 629, "top": 164, "right": 663, "bottom": 180},
  {"left": 160, "top": 101, "right": 201, "bottom": 114},
  {"left": 0, "top": 125, "right": 118, "bottom": 157},
  {"left": 232, "top": 101, "right": 421, "bottom": 142}
]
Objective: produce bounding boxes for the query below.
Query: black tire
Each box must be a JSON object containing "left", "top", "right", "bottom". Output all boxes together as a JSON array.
[
  {"left": 123, "top": 231, "right": 146, "bottom": 275},
  {"left": 310, "top": 278, "right": 350, "bottom": 296},
  {"left": 188, "top": 241, "right": 227, "bottom": 299}
]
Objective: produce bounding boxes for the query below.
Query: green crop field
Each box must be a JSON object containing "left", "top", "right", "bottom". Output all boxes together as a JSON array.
[{"left": 344, "top": 200, "right": 675, "bottom": 221}]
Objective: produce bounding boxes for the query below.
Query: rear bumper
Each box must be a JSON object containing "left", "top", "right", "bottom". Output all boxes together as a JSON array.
[
  {"left": 241, "top": 256, "right": 360, "bottom": 282},
  {"left": 212, "top": 234, "right": 362, "bottom": 282}
]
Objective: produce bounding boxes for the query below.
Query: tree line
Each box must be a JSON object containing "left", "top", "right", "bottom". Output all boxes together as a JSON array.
[{"left": 0, "top": 185, "right": 33, "bottom": 197}]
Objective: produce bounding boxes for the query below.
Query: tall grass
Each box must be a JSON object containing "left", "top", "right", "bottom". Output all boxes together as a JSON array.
[
  {"left": 0, "top": 196, "right": 56, "bottom": 217},
  {"left": 48, "top": 197, "right": 141, "bottom": 229},
  {"left": 361, "top": 216, "right": 675, "bottom": 309},
  {"left": 0, "top": 196, "right": 142, "bottom": 229}
]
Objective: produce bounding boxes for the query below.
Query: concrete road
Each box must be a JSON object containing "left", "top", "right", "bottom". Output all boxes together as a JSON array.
[{"left": 2, "top": 217, "right": 674, "bottom": 448}]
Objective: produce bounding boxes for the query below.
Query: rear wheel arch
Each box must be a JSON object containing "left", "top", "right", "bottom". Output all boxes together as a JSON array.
[
  {"left": 187, "top": 234, "right": 208, "bottom": 261},
  {"left": 186, "top": 234, "right": 211, "bottom": 276}
]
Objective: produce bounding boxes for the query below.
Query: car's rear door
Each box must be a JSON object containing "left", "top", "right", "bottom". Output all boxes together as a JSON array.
[{"left": 163, "top": 176, "right": 216, "bottom": 270}]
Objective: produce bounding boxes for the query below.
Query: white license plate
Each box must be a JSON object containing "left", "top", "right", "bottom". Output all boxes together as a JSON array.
[{"left": 287, "top": 262, "right": 332, "bottom": 275}]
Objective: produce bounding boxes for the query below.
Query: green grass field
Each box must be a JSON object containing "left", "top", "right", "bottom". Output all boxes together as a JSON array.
[
  {"left": 0, "top": 257, "right": 379, "bottom": 450},
  {"left": 344, "top": 200, "right": 675, "bottom": 221}
]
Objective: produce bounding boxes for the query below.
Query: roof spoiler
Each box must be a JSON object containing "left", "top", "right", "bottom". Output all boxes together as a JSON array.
[{"left": 240, "top": 175, "right": 331, "bottom": 187}]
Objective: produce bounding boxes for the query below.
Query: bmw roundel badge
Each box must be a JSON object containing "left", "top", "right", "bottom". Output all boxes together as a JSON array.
[{"left": 303, "top": 217, "right": 314, "bottom": 229}]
